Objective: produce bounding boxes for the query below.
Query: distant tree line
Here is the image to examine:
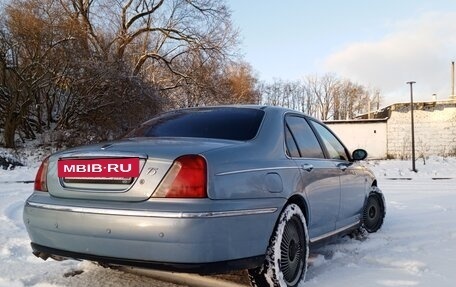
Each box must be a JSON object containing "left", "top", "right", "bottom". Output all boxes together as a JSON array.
[
  {"left": 260, "top": 74, "right": 381, "bottom": 121},
  {"left": 0, "top": 0, "right": 379, "bottom": 149}
]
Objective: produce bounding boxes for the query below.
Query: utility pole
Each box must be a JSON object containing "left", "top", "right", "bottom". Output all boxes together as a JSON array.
[
  {"left": 376, "top": 90, "right": 380, "bottom": 110},
  {"left": 406, "top": 81, "right": 417, "bottom": 172},
  {"left": 452, "top": 61, "right": 455, "bottom": 98}
]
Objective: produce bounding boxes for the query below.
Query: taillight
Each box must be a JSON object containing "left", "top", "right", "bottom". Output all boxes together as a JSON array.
[
  {"left": 153, "top": 155, "right": 207, "bottom": 198},
  {"left": 34, "top": 157, "right": 50, "bottom": 192}
]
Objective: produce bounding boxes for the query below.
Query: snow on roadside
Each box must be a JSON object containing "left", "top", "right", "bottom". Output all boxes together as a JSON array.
[
  {"left": 1, "top": 154, "right": 456, "bottom": 286},
  {"left": 366, "top": 156, "right": 456, "bottom": 179},
  {"left": 304, "top": 157, "right": 456, "bottom": 286},
  {"left": 0, "top": 147, "right": 51, "bottom": 168},
  {"left": 306, "top": 178, "right": 456, "bottom": 286}
]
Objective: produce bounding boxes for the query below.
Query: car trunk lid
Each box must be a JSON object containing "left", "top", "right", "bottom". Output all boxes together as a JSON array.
[{"left": 45, "top": 138, "right": 234, "bottom": 202}]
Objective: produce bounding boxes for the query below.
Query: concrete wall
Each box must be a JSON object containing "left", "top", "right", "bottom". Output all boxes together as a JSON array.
[
  {"left": 326, "top": 120, "right": 387, "bottom": 159},
  {"left": 387, "top": 101, "right": 456, "bottom": 158},
  {"left": 326, "top": 100, "right": 456, "bottom": 159}
]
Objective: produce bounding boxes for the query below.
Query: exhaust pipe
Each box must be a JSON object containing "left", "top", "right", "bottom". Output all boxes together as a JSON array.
[
  {"left": 32, "top": 251, "right": 68, "bottom": 261},
  {"left": 33, "top": 251, "right": 50, "bottom": 261}
]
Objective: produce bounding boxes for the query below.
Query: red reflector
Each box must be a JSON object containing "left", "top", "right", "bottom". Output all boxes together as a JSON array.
[
  {"left": 35, "top": 157, "right": 50, "bottom": 192},
  {"left": 154, "top": 155, "right": 207, "bottom": 198},
  {"left": 58, "top": 158, "right": 140, "bottom": 178}
]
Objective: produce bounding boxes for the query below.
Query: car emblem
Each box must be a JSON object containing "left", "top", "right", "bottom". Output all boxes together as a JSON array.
[{"left": 147, "top": 168, "right": 158, "bottom": 175}]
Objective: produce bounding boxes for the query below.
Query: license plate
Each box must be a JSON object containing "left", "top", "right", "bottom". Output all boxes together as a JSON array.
[{"left": 58, "top": 158, "right": 140, "bottom": 178}]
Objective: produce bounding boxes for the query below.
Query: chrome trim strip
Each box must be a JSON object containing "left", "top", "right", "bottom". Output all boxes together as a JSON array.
[
  {"left": 26, "top": 202, "right": 277, "bottom": 218},
  {"left": 216, "top": 166, "right": 299, "bottom": 176},
  {"left": 58, "top": 152, "right": 148, "bottom": 159},
  {"left": 310, "top": 221, "right": 360, "bottom": 243}
]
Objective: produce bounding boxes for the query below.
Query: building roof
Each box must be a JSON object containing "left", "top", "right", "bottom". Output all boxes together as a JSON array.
[{"left": 355, "top": 98, "right": 456, "bottom": 120}]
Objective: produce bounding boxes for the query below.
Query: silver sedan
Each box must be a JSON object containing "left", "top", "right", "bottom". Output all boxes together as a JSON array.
[{"left": 23, "top": 105, "right": 385, "bottom": 287}]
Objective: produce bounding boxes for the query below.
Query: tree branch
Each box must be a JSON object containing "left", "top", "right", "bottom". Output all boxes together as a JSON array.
[{"left": 126, "top": 0, "right": 165, "bottom": 29}]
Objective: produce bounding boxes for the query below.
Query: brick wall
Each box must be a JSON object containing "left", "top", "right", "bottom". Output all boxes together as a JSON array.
[{"left": 387, "top": 101, "right": 456, "bottom": 158}]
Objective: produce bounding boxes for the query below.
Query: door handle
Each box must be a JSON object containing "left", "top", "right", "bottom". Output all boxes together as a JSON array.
[
  {"left": 301, "top": 164, "right": 314, "bottom": 172},
  {"left": 337, "top": 162, "right": 350, "bottom": 171}
]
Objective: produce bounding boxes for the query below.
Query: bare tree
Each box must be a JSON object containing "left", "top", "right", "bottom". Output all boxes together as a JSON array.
[
  {"left": 259, "top": 75, "right": 380, "bottom": 121},
  {"left": 66, "top": 0, "right": 238, "bottom": 89},
  {"left": 0, "top": 0, "right": 77, "bottom": 147},
  {"left": 0, "top": 0, "right": 242, "bottom": 147},
  {"left": 165, "top": 56, "right": 260, "bottom": 108},
  {"left": 303, "top": 73, "right": 340, "bottom": 120},
  {"left": 0, "top": 0, "right": 164, "bottom": 147},
  {"left": 224, "top": 61, "right": 260, "bottom": 104},
  {"left": 261, "top": 79, "right": 284, "bottom": 107},
  {"left": 335, "top": 79, "right": 367, "bottom": 120}
]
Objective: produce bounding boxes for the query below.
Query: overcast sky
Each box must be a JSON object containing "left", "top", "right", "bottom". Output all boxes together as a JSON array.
[{"left": 230, "top": 0, "right": 456, "bottom": 105}]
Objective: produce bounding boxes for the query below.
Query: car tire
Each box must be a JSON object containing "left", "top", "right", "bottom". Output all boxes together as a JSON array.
[
  {"left": 248, "top": 203, "right": 309, "bottom": 287},
  {"left": 362, "top": 193, "right": 385, "bottom": 233}
]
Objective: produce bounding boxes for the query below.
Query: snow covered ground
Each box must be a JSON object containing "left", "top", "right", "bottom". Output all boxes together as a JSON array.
[{"left": 1, "top": 152, "right": 456, "bottom": 286}]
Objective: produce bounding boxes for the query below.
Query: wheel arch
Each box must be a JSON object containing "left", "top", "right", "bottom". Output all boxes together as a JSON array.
[
  {"left": 371, "top": 179, "right": 378, "bottom": 187},
  {"left": 286, "top": 194, "right": 310, "bottom": 226},
  {"left": 265, "top": 194, "right": 310, "bottom": 245}
]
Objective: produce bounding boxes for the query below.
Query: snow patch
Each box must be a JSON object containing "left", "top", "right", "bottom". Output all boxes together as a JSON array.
[
  {"left": 372, "top": 258, "right": 428, "bottom": 275},
  {"left": 0, "top": 277, "right": 24, "bottom": 287},
  {"left": 431, "top": 204, "right": 447, "bottom": 212},
  {"left": 309, "top": 254, "right": 326, "bottom": 268},
  {"left": 389, "top": 201, "right": 407, "bottom": 210},
  {"left": 331, "top": 251, "right": 346, "bottom": 260},
  {"left": 377, "top": 280, "right": 419, "bottom": 286}
]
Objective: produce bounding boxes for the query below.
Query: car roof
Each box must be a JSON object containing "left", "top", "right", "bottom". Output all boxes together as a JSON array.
[{"left": 173, "top": 104, "right": 298, "bottom": 113}]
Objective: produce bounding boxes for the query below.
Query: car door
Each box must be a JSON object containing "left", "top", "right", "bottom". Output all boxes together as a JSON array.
[
  {"left": 285, "top": 115, "right": 341, "bottom": 240},
  {"left": 309, "top": 120, "right": 366, "bottom": 230}
]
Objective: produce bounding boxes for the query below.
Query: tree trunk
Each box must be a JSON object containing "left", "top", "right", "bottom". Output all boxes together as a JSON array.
[{"left": 3, "top": 117, "right": 17, "bottom": 148}]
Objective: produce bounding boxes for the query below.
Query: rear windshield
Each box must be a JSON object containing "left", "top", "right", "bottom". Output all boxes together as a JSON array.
[{"left": 126, "top": 107, "right": 264, "bottom": 141}]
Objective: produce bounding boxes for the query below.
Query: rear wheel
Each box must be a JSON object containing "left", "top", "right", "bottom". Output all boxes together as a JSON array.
[
  {"left": 363, "top": 193, "right": 385, "bottom": 233},
  {"left": 248, "top": 203, "right": 308, "bottom": 287}
]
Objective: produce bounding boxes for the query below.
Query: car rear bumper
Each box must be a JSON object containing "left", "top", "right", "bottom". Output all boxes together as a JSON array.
[
  {"left": 23, "top": 193, "right": 282, "bottom": 270},
  {"left": 31, "top": 243, "right": 264, "bottom": 274}
]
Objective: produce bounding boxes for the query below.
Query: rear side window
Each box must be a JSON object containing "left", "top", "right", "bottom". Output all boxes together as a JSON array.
[
  {"left": 127, "top": 107, "right": 264, "bottom": 141},
  {"left": 285, "top": 125, "right": 300, "bottom": 158},
  {"left": 285, "top": 116, "right": 325, "bottom": 158},
  {"left": 310, "top": 120, "right": 349, "bottom": 161}
]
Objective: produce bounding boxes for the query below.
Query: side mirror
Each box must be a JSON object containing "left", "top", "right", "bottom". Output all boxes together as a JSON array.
[{"left": 352, "top": 149, "right": 368, "bottom": 161}]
